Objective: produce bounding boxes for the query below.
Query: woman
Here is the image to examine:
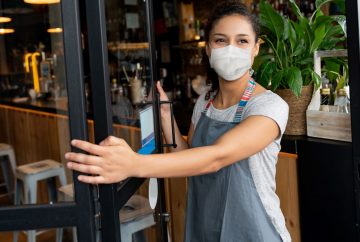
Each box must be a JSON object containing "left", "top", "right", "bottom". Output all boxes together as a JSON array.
[{"left": 65, "top": 1, "right": 291, "bottom": 241}]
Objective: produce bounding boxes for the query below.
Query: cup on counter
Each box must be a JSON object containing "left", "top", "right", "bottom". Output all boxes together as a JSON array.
[
  {"left": 28, "top": 89, "right": 36, "bottom": 100},
  {"left": 130, "top": 77, "right": 142, "bottom": 104}
]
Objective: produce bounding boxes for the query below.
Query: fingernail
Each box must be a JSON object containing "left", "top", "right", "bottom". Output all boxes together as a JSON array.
[
  {"left": 65, "top": 153, "right": 69, "bottom": 159},
  {"left": 71, "top": 140, "right": 77, "bottom": 145},
  {"left": 67, "top": 162, "right": 72, "bottom": 168}
]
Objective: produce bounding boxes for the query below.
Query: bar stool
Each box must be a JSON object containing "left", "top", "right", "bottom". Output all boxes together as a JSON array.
[
  {"left": 56, "top": 184, "right": 155, "bottom": 242},
  {"left": 0, "top": 143, "right": 16, "bottom": 199},
  {"left": 14, "top": 159, "right": 67, "bottom": 242}
]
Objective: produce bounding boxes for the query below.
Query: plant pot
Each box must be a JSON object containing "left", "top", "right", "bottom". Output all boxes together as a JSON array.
[{"left": 276, "top": 85, "right": 314, "bottom": 135}]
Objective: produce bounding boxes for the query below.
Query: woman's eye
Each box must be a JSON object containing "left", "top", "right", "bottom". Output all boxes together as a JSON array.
[
  {"left": 239, "top": 39, "right": 249, "bottom": 44},
  {"left": 215, "top": 39, "right": 226, "bottom": 43}
]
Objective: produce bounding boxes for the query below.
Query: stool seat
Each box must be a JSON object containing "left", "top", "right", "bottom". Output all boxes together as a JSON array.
[
  {"left": 16, "top": 159, "right": 62, "bottom": 175},
  {"left": 14, "top": 159, "right": 67, "bottom": 242}
]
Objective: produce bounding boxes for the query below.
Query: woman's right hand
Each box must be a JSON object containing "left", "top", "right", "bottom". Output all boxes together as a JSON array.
[{"left": 156, "top": 81, "right": 171, "bottom": 118}]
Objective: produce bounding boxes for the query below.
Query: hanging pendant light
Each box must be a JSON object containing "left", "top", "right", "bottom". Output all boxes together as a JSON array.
[
  {"left": 47, "top": 27, "right": 62, "bottom": 33},
  {"left": 24, "top": 0, "right": 60, "bottom": 4},
  {"left": 0, "top": 28, "right": 15, "bottom": 34},
  {"left": 0, "top": 17, "right": 11, "bottom": 23}
]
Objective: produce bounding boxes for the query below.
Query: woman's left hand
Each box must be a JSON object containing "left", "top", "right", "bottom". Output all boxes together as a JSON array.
[{"left": 65, "top": 136, "right": 139, "bottom": 184}]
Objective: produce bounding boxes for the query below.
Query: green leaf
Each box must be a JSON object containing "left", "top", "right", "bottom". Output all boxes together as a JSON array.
[
  {"left": 289, "top": 0, "right": 304, "bottom": 20},
  {"left": 315, "top": 0, "right": 332, "bottom": 9},
  {"left": 291, "top": 45, "right": 306, "bottom": 58},
  {"left": 288, "top": 22, "right": 297, "bottom": 51},
  {"left": 310, "top": 70, "right": 322, "bottom": 90},
  {"left": 271, "top": 70, "right": 285, "bottom": 91},
  {"left": 295, "top": 57, "right": 313, "bottom": 65},
  {"left": 259, "top": 0, "right": 284, "bottom": 42},
  {"left": 257, "top": 61, "right": 277, "bottom": 88},
  {"left": 312, "top": 15, "right": 332, "bottom": 30},
  {"left": 310, "top": 25, "right": 326, "bottom": 53},
  {"left": 287, "top": 67, "right": 303, "bottom": 97},
  {"left": 332, "top": 15, "right": 347, "bottom": 37}
]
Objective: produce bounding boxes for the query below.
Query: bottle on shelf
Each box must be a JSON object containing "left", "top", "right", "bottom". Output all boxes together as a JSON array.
[
  {"left": 111, "top": 78, "right": 118, "bottom": 104},
  {"left": 320, "top": 87, "right": 331, "bottom": 112},
  {"left": 335, "top": 88, "right": 349, "bottom": 113}
]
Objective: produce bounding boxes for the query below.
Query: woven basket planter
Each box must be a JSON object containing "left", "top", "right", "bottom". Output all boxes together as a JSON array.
[{"left": 276, "top": 85, "right": 314, "bottom": 135}]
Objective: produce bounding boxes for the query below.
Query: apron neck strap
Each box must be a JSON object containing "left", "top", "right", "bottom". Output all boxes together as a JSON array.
[
  {"left": 202, "top": 79, "right": 257, "bottom": 123},
  {"left": 233, "top": 78, "right": 256, "bottom": 123}
]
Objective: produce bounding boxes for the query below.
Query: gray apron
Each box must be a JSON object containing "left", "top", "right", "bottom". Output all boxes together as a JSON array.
[{"left": 184, "top": 80, "right": 282, "bottom": 242}]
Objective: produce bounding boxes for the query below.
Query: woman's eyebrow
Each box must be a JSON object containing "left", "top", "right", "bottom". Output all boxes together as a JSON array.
[
  {"left": 212, "top": 33, "right": 250, "bottom": 37},
  {"left": 212, "top": 33, "right": 227, "bottom": 37},
  {"left": 236, "top": 34, "right": 250, "bottom": 37}
]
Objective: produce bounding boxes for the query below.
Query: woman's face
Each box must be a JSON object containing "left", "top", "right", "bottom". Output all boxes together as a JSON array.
[{"left": 206, "top": 14, "right": 259, "bottom": 65}]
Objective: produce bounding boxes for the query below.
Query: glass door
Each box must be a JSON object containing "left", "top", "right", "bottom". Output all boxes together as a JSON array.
[
  {"left": 83, "top": 0, "right": 168, "bottom": 241},
  {"left": 0, "top": 0, "right": 97, "bottom": 241}
]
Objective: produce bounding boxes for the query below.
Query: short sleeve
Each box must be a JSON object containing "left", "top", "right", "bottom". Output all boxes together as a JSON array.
[
  {"left": 191, "top": 93, "right": 208, "bottom": 128},
  {"left": 243, "top": 91, "right": 289, "bottom": 136}
]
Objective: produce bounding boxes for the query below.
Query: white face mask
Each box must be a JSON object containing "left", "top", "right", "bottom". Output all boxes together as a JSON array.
[{"left": 209, "top": 45, "right": 252, "bottom": 81}]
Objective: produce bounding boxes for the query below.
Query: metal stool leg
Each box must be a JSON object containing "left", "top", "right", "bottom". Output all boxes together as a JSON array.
[
  {"left": 13, "top": 179, "right": 23, "bottom": 242},
  {"left": 47, "top": 177, "right": 57, "bottom": 203},
  {"left": 0, "top": 159, "right": 12, "bottom": 194},
  {"left": 56, "top": 228, "right": 63, "bottom": 242},
  {"left": 25, "top": 177, "right": 37, "bottom": 242}
]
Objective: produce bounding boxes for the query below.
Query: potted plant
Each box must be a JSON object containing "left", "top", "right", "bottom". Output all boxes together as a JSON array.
[{"left": 254, "top": 0, "right": 346, "bottom": 135}]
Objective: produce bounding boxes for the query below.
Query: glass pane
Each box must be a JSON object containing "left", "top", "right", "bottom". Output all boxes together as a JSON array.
[
  {"left": 103, "top": 0, "right": 158, "bottom": 240},
  {"left": 0, "top": 1, "right": 73, "bottom": 208}
]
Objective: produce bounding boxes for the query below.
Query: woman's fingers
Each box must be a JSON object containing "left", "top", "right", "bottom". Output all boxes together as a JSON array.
[
  {"left": 67, "top": 161, "right": 102, "bottom": 175},
  {"left": 65, "top": 152, "right": 102, "bottom": 165},
  {"left": 71, "top": 139, "right": 105, "bottom": 155},
  {"left": 156, "top": 81, "right": 169, "bottom": 101},
  {"left": 99, "top": 136, "right": 125, "bottom": 146},
  {"left": 77, "top": 175, "right": 107, "bottom": 184}
]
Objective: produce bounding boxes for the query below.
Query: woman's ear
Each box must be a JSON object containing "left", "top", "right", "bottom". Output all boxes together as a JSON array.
[
  {"left": 205, "top": 44, "right": 211, "bottom": 57},
  {"left": 253, "top": 41, "right": 260, "bottom": 57}
]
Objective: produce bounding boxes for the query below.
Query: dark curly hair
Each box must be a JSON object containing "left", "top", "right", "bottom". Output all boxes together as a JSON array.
[{"left": 203, "top": 0, "right": 260, "bottom": 100}]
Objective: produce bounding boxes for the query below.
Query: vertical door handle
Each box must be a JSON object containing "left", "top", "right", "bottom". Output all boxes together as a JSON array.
[{"left": 159, "top": 100, "right": 177, "bottom": 149}]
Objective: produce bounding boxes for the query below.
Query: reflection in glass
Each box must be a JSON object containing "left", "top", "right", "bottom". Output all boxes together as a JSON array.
[
  {"left": 0, "top": 0, "right": 73, "bottom": 211},
  {"left": 102, "top": 0, "right": 158, "bottom": 241}
]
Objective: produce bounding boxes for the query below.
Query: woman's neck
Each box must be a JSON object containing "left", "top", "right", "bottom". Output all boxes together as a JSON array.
[{"left": 214, "top": 73, "right": 251, "bottom": 109}]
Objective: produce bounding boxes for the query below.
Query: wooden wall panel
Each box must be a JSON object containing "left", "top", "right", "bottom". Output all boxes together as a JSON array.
[
  {"left": 57, "top": 116, "right": 71, "bottom": 182},
  {"left": 276, "top": 152, "right": 301, "bottom": 242},
  {"left": 0, "top": 105, "right": 9, "bottom": 143},
  {"left": 47, "top": 115, "right": 62, "bottom": 163},
  {"left": 6, "top": 109, "right": 29, "bottom": 165},
  {"left": 167, "top": 177, "right": 187, "bottom": 242},
  {"left": 28, "top": 112, "right": 51, "bottom": 162}
]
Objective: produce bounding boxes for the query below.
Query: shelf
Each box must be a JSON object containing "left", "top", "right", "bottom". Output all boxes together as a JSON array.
[{"left": 108, "top": 42, "right": 149, "bottom": 52}]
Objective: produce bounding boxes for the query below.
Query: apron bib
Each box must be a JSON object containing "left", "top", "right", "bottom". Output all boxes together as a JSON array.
[{"left": 184, "top": 79, "right": 281, "bottom": 242}]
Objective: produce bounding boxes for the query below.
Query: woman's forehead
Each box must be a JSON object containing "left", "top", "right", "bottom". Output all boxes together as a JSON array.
[{"left": 211, "top": 15, "right": 254, "bottom": 37}]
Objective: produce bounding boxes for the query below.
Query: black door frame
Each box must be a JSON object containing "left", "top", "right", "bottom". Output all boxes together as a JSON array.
[
  {"left": 85, "top": 0, "right": 168, "bottom": 241},
  {"left": 0, "top": 0, "right": 97, "bottom": 241},
  {"left": 346, "top": 0, "right": 360, "bottom": 239}
]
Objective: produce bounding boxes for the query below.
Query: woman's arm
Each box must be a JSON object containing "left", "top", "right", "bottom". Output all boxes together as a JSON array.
[
  {"left": 157, "top": 81, "right": 191, "bottom": 152},
  {"left": 65, "top": 115, "right": 279, "bottom": 184}
]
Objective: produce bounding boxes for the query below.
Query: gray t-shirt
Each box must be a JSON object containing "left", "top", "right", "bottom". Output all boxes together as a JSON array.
[{"left": 191, "top": 90, "right": 291, "bottom": 242}]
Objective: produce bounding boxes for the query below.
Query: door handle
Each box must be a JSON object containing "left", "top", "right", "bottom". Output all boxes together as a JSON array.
[{"left": 159, "top": 100, "right": 177, "bottom": 149}]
